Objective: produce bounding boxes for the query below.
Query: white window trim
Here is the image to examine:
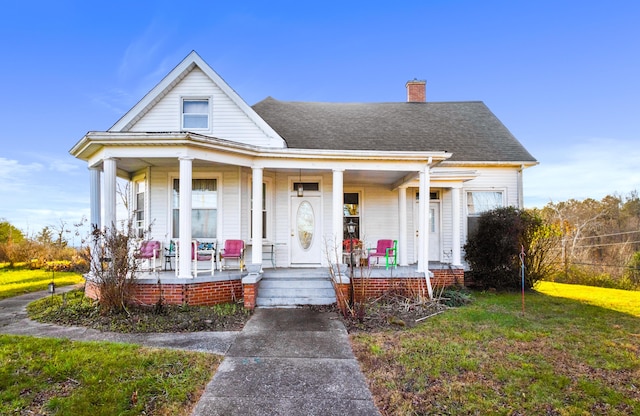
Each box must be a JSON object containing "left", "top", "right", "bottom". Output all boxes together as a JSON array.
[
  {"left": 131, "top": 171, "right": 148, "bottom": 239},
  {"left": 180, "top": 96, "right": 212, "bottom": 132},
  {"left": 168, "top": 172, "right": 222, "bottom": 242}
]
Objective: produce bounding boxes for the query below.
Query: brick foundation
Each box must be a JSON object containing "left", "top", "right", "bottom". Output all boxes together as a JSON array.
[
  {"left": 243, "top": 283, "right": 257, "bottom": 310},
  {"left": 85, "top": 267, "right": 464, "bottom": 312},
  {"left": 85, "top": 278, "right": 243, "bottom": 307},
  {"left": 335, "top": 267, "right": 464, "bottom": 314}
]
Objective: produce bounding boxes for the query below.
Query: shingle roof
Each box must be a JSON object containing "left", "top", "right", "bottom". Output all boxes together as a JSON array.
[{"left": 252, "top": 97, "right": 536, "bottom": 162}]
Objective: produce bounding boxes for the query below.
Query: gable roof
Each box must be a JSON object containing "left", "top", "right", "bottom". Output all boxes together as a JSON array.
[
  {"left": 110, "top": 51, "right": 283, "bottom": 146},
  {"left": 252, "top": 97, "right": 536, "bottom": 163}
]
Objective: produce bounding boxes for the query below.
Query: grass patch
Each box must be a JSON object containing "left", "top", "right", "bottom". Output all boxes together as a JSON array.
[
  {"left": 352, "top": 287, "right": 640, "bottom": 415},
  {"left": 536, "top": 281, "right": 640, "bottom": 317},
  {"left": 28, "top": 290, "right": 251, "bottom": 332},
  {"left": 0, "top": 334, "right": 220, "bottom": 415},
  {"left": 0, "top": 268, "right": 84, "bottom": 300}
]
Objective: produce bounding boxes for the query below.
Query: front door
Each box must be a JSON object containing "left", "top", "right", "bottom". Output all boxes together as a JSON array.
[
  {"left": 291, "top": 196, "right": 322, "bottom": 265},
  {"left": 414, "top": 197, "right": 442, "bottom": 262}
]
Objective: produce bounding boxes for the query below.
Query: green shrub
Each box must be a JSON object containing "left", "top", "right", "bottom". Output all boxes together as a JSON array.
[{"left": 464, "top": 207, "right": 547, "bottom": 290}]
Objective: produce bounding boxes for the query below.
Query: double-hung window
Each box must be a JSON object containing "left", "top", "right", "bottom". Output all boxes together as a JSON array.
[
  {"left": 182, "top": 99, "right": 209, "bottom": 129},
  {"left": 134, "top": 179, "right": 145, "bottom": 238},
  {"left": 466, "top": 191, "right": 504, "bottom": 238},
  {"left": 250, "top": 183, "right": 268, "bottom": 239},
  {"left": 172, "top": 178, "right": 217, "bottom": 238}
]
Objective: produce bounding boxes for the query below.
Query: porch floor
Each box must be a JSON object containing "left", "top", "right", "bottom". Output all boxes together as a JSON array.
[{"left": 143, "top": 264, "right": 440, "bottom": 281}]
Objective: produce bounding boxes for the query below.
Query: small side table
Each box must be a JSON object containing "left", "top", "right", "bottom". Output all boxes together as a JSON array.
[{"left": 164, "top": 252, "right": 175, "bottom": 271}]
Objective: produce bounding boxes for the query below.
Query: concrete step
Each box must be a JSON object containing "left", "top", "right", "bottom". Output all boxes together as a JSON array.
[
  {"left": 259, "top": 278, "right": 333, "bottom": 290},
  {"left": 256, "top": 277, "right": 337, "bottom": 307},
  {"left": 256, "top": 296, "right": 337, "bottom": 307},
  {"left": 258, "top": 287, "right": 336, "bottom": 298}
]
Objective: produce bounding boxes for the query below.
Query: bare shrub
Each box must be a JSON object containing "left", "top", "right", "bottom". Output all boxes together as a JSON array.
[{"left": 89, "top": 221, "right": 141, "bottom": 315}]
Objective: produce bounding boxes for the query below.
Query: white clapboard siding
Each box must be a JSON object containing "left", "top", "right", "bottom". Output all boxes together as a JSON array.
[
  {"left": 128, "top": 68, "right": 275, "bottom": 147},
  {"left": 148, "top": 167, "right": 170, "bottom": 243},
  {"left": 360, "top": 186, "right": 399, "bottom": 248},
  {"left": 220, "top": 168, "right": 241, "bottom": 241}
]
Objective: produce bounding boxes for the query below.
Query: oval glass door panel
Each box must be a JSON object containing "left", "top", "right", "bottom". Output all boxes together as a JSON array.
[{"left": 297, "top": 201, "right": 314, "bottom": 250}]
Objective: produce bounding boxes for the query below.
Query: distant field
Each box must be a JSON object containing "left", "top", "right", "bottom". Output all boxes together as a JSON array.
[{"left": 0, "top": 268, "right": 84, "bottom": 300}]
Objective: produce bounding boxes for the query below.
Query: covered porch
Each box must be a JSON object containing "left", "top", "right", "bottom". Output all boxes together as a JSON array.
[{"left": 92, "top": 262, "right": 464, "bottom": 311}]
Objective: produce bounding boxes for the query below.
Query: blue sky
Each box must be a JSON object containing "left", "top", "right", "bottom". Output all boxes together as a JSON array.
[{"left": 1, "top": 0, "right": 639, "bottom": 239}]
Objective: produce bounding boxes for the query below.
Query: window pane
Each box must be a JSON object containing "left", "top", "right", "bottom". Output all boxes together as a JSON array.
[
  {"left": 136, "top": 193, "right": 144, "bottom": 211},
  {"left": 184, "top": 114, "right": 208, "bottom": 129},
  {"left": 183, "top": 100, "right": 208, "bottom": 113},
  {"left": 192, "top": 209, "right": 216, "bottom": 238},
  {"left": 467, "top": 191, "right": 503, "bottom": 215}
]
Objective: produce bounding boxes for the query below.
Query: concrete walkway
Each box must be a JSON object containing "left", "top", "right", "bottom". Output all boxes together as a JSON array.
[{"left": 0, "top": 287, "right": 380, "bottom": 416}]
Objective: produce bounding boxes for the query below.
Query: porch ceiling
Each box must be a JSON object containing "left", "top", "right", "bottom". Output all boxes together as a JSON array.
[{"left": 111, "top": 156, "right": 416, "bottom": 187}]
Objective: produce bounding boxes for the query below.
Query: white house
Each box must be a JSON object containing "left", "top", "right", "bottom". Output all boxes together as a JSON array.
[{"left": 70, "top": 51, "right": 537, "bottom": 309}]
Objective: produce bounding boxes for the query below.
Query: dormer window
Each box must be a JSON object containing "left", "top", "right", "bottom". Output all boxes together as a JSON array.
[{"left": 182, "top": 99, "right": 209, "bottom": 129}]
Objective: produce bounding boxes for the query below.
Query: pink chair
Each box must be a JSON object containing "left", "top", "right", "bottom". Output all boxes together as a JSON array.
[
  {"left": 367, "top": 239, "right": 397, "bottom": 269},
  {"left": 175, "top": 240, "right": 215, "bottom": 276},
  {"left": 136, "top": 240, "right": 161, "bottom": 272},
  {"left": 219, "top": 240, "right": 245, "bottom": 271}
]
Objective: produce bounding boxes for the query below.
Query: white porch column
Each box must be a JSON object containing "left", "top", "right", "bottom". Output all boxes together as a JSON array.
[
  {"left": 251, "top": 167, "right": 263, "bottom": 266},
  {"left": 103, "top": 158, "right": 117, "bottom": 230},
  {"left": 451, "top": 184, "right": 462, "bottom": 266},
  {"left": 89, "top": 167, "right": 102, "bottom": 274},
  {"left": 178, "top": 157, "right": 193, "bottom": 278},
  {"left": 89, "top": 168, "right": 101, "bottom": 231},
  {"left": 417, "top": 163, "right": 431, "bottom": 273},
  {"left": 398, "top": 186, "right": 408, "bottom": 266},
  {"left": 332, "top": 169, "right": 344, "bottom": 264},
  {"left": 417, "top": 170, "right": 425, "bottom": 272}
]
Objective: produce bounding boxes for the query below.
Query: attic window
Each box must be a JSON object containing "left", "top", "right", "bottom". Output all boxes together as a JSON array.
[{"left": 182, "top": 99, "right": 209, "bottom": 129}]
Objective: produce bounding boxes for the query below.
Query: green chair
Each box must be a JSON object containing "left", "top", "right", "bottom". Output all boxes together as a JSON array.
[{"left": 367, "top": 239, "right": 397, "bottom": 269}]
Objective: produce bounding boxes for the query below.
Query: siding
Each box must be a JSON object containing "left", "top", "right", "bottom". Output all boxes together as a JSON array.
[{"left": 129, "top": 68, "right": 275, "bottom": 147}]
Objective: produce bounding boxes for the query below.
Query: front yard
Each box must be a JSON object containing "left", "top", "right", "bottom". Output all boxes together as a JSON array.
[
  {"left": 0, "top": 335, "right": 219, "bottom": 415},
  {"left": 0, "top": 267, "right": 84, "bottom": 300},
  {"left": 3, "top": 265, "right": 639, "bottom": 414},
  {"left": 351, "top": 282, "right": 640, "bottom": 415}
]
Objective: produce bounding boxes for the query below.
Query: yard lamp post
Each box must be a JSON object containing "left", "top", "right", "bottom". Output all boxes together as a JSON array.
[
  {"left": 347, "top": 219, "right": 356, "bottom": 304},
  {"left": 48, "top": 267, "right": 55, "bottom": 295}
]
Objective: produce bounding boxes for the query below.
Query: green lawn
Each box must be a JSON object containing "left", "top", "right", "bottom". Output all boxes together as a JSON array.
[
  {"left": 352, "top": 284, "right": 640, "bottom": 415},
  {"left": 536, "top": 280, "right": 640, "bottom": 317},
  {"left": 0, "top": 335, "right": 220, "bottom": 415},
  {"left": 0, "top": 268, "right": 84, "bottom": 300}
]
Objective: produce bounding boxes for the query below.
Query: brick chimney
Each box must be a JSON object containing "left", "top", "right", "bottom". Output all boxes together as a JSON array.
[{"left": 406, "top": 79, "right": 426, "bottom": 102}]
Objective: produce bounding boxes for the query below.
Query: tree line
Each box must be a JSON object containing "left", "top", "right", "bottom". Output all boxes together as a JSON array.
[
  {"left": 0, "top": 218, "right": 88, "bottom": 271},
  {"left": 537, "top": 191, "right": 640, "bottom": 289}
]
